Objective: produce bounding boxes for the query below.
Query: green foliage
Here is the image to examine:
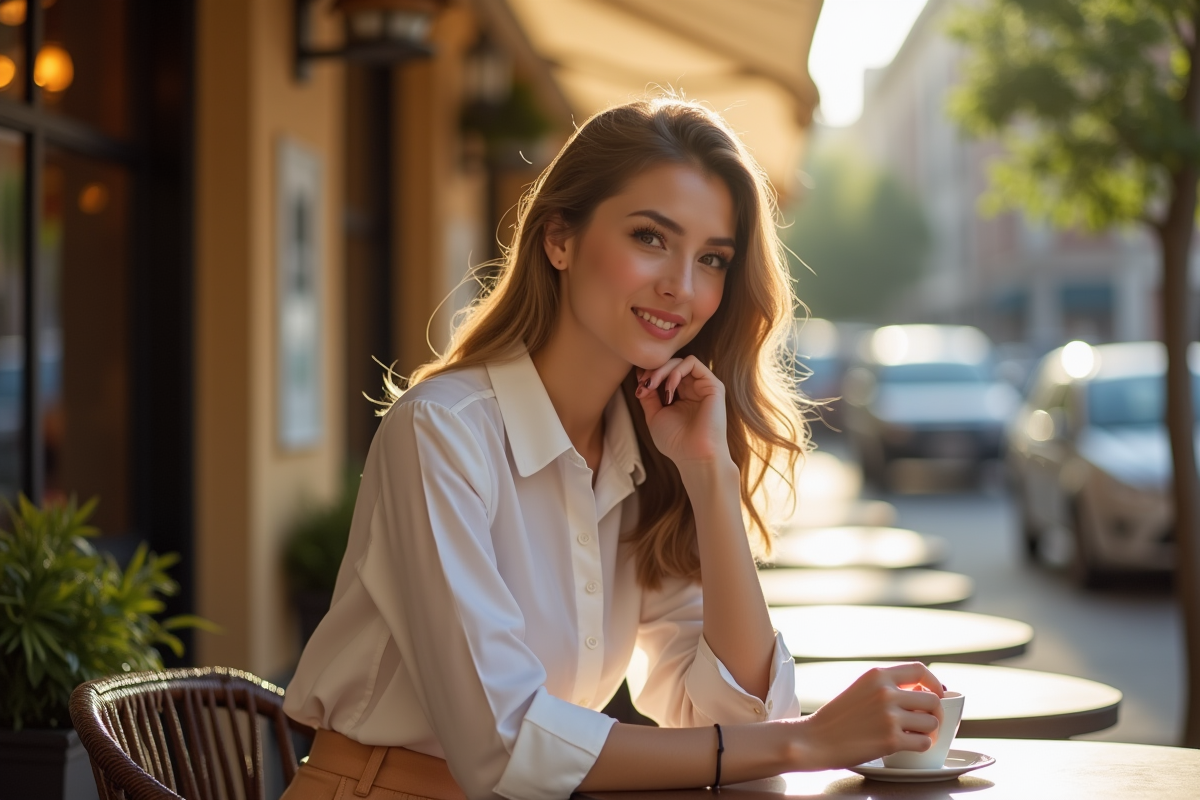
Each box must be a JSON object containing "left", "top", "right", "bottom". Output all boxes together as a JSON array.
[
  {"left": 461, "top": 82, "right": 552, "bottom": 148},
  {"left": 283, "top": 475, "right": 360, "bottom": 594},
  {"left": 783, "top": 148, "right": 931, "bottom": 321},
  {"left": 0, "top": 496, "right": 215, "bottom": 730},
  {"left": 947, "top": 0, "right": 1200, "bottom": 230}
]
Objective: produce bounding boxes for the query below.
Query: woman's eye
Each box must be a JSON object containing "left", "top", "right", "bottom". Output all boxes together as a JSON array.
[
  {"left": 636, "top": 230, "right": 662, "bottom": 247},
  {"left": 700, "top": 253, "right": 729, "bottom": 269}
]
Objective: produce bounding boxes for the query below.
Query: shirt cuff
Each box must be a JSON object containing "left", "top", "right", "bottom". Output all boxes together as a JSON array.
[
  {"left": 685, "top": 631, "right": 800, "bottom": 724},
  {"left": 494, "top": 687, "right": 617, "bottom": 800}
]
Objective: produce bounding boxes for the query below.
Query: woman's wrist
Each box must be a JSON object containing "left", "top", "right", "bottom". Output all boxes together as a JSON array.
[{"left": 677, "top": 455, "right": 738, "bottom": 496}]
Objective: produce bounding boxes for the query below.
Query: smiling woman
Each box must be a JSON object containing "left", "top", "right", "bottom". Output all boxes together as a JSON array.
[{"left": 281, "top": 97, "right": 948, "bottom": 800}]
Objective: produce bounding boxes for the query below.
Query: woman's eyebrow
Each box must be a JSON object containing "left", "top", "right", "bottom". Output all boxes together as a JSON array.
[{"left": 627, "top": 209, "right": 735, "bottom": 248}]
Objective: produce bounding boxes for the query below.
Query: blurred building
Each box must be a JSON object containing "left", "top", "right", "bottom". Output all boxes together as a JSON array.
[
  {"left": 0, "top": 0, "right": 820, "bottom": 678},
  {"left": 852, "top": 0, "right": 1163, "bottom": 354}
]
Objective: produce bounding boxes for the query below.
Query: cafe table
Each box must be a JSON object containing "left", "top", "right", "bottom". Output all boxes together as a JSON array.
[
  {"left": 793, "top": 661, "right": 1122, "bottom": 738},
  {"left": 575, "top": 738, "right": 1200, "bottom": 799},
  {"left": 765, "top": 527, "right": 948, "bottom": 570},
  {"left": 758, "top": 568, "right": 973, "bottom": 609},
  {"left": 769, "top": 606, "right": 1033, "bottom": 664}
]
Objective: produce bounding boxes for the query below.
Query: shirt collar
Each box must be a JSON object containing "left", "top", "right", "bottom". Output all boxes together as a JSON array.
[
  {"left": 486, "top": 348, "right": 645, "bottom": 484},
  {"left": 486, "top": 350, "right": 574, "bottom": 477},
  {"left": 603, "top": 388, "right": 646, "bottom": 486}
]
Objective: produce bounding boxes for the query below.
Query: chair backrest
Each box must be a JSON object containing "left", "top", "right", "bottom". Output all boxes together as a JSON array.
[{"left": 69, "top": 667, "right": 316, "bottom": 800}]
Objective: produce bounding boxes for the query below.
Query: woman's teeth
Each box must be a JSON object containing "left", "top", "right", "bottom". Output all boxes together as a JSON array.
[{"left": 636, "top": 309, "right": 679, "bottom": 330}]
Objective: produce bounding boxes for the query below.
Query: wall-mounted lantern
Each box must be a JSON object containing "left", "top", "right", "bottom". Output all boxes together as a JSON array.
[{"left": 294, "top": 0, "right": 448, "bottom": 81}]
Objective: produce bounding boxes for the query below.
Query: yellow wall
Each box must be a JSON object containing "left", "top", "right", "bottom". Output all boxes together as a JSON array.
[{"left": 195, "top": 0, "right": 345, "bottom": 676}]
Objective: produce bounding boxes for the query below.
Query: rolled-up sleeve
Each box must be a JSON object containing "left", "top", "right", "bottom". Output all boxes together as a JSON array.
[
  {"left": 360, "top": 400, "right": 615, "bottom": 800},
  {"left": 631, "top": 576, "right": 800, "bottom": 727}
]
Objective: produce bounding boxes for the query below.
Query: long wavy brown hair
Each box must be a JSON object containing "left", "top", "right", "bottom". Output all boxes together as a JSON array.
[{"left": 387, "top": 97, "right": 807, "bottom": 589}]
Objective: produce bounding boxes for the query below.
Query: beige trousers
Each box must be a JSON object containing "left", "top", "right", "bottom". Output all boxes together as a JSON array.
[{"left": 281, "top": 729, "right": 467, "bottom": 800}]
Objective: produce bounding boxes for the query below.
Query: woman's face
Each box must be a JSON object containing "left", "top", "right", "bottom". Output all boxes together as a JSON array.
[{"left": 545, "top": 162, "right": 736, "bottom": 370}]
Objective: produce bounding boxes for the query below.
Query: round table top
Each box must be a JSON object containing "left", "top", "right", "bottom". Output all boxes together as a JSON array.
[
  {"left": 758, "top": 568, "right": 973, "bottom": 609},
  {"left": 576, "top": 738, "right": 1200, "bottom": 799},
  {"left": 769, "top": 605, "right": 1033, "bottom": 664},
  {"left": 766, "top": 527, "right": 948, "bottom": 569},
  {"left": 793, "top": 661, "right": 1122, "bottom": 739}
]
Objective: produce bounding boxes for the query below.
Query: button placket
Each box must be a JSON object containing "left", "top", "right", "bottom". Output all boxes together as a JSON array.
[{"left": 565, "top": 454, "right": 605, "bottom": 709}]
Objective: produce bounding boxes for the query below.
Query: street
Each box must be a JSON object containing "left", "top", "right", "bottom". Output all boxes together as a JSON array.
[{"left": 849, "top": 454, "right": 1185, "bottom": 745}]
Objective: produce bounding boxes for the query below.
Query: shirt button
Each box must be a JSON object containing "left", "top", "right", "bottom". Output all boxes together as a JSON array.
[
  {"left": 586, "top": 581, "right": 599, "bottom": 594},
  {"left": 766, "top": 700, "right": 774, "bottom": 712},
  {"left": 577, "top": 533, "right": 591, "bottom": 545},
  {"left": 585, "top": 636, "right": 599, "bottom": 649}
]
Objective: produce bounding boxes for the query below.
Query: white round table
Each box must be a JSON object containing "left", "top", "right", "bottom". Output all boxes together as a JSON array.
[
  {"left": 769, "top": 605, "right": 1033, "bottom": 664},
  {"left": 766, "top": 527, "right": 948, "bottom": 569},
  {"left": 793, "top": 660, "right": 1122, "bottom": 738},
  {"left": 758, "top": 568, "right": 973, "bottom": 608}
]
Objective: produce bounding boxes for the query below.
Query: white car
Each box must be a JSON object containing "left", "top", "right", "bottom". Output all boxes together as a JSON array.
[{"left": 1007, "top": 341, "right": 1193, "bottom": 585}]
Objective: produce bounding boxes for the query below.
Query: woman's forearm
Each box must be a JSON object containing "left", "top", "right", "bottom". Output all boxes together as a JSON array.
[
  {"left": 578, "top": 721, "right": 798, "bottom": 792},
  {"left": 579, "top": 663, "right": 948, "bottom": 793},
  {"left": 679, "top": 458, "right": 776, "bottom": 700}
]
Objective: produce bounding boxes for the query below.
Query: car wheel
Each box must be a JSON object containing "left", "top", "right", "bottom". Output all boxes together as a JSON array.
[{"left": 1070, "top": 495, "right": 1110, "bottom": 589}]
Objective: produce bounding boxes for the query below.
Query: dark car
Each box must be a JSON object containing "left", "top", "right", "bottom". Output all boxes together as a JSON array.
[{"left": 843, "top": 325, "right": 1019, "bottom": 488}]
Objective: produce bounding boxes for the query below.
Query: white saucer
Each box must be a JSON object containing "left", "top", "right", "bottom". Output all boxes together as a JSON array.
[{"left": 850, "top": 749, "right": 996, "bottom": 783}]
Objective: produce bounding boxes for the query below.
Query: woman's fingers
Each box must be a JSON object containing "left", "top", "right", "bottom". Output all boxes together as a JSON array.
[{"left": 884, "top": 663, "right": 945, "bottom": 697}]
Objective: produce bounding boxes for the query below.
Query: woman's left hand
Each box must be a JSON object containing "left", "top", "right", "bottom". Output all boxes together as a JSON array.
[{"left": 635, "top": 356, "right": 730, "bottom": 466}]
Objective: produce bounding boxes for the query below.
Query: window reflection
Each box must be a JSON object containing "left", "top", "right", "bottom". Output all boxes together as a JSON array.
[
  {"left": 42, "top": 147, "right": 130, "bottom": 534},
  {"left": 0, "top": 128, "right": 20, "bottom": 500},
  {"left": 43, "top": 0, "right": 128, "bottom": 138},
  {"left": 0, "top": 0, "right": 25, "bottom": 100}
]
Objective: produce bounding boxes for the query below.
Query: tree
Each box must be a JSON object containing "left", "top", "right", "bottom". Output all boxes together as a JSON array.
[
  {"left": 948, "top": 0, "right": 1200, "bottom": 747},
  {"left": 784, "top": 149, "right": 930, "bottom": 321}
]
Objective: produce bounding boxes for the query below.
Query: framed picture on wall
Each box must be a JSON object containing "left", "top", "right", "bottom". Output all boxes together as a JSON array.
[{"left": 277, "top": 138, "right": 324, "bottom": 450}]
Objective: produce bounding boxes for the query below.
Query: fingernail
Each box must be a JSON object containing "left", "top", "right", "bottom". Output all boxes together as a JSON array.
[
  {"left": 667, "top": 388, "right": 674, "bottom": 405},
  {"left": 942, "top": 684, "right": 947, "bottom": 691},
  {"left": 643, "top": 378, "right": 652, "bottom": 388}
]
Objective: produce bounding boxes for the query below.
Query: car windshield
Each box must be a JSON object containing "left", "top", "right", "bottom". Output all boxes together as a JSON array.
[
  {"left": 1087, "top": 375, "right": 1200, "bottom": 426},
  {"left": 877, "top": 362, "right": 988, "bottom": 384}
]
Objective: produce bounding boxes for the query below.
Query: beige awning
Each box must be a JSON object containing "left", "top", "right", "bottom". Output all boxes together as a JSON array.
[{"left": 501, "top": 0, "right": 822, "bottom": 194}]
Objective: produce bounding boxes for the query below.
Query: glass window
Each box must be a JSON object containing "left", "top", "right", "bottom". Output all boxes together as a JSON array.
[
  {"left": 42, "top": 0, "right": 130, "bottom": 138},
  {"left": 1087, "top": 375, "right": 1200, "bottom": 427},
  {"left": 0, "top": 0, "right": 26, "bottom": 102},
  {"left": 41, "top": 146, "right": 130, "bottom": 534},
  {"left": 0, "top": 128, "right": 21, "bottom": 500},
  {"left": 877, "top": 362, "right": 989, "bottom": 384}
]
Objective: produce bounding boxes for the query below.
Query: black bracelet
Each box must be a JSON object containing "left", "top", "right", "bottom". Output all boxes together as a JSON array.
[{"left": 711, "top": 723, "right": 724, "bottom": 793}]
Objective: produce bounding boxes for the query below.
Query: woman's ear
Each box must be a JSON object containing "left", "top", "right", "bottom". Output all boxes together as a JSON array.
[{"left": 543, "top": 215, "right": 571, "bottom": 272}]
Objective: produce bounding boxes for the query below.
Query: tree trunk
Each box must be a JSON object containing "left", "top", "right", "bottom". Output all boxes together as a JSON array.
[{"left": 1158, "top": 162, "right": 1200, "bottom": 748}]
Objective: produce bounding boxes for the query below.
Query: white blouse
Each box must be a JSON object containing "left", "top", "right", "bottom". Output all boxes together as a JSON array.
[{"left": 283, "top": 351, "right": 799, "bottom": 800}]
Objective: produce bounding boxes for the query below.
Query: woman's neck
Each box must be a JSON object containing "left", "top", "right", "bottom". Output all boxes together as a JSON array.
[{"left": 530, "top": 321, "right": 631, "bottom": 470}]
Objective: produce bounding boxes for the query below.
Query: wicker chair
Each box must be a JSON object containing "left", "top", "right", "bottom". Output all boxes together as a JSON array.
[{"left": 69, "top": 667, "right": 317, "bottom": 800}]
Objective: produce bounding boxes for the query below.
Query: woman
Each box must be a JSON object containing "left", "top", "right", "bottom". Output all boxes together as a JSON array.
[{"left": 282, "top": 98, "right": 944, "bottom": 800}]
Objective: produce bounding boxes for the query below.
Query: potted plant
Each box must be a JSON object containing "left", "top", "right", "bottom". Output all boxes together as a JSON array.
[
  {"left": 0, "top": 495, "right": 212, "bottom": 800},
  {"left": 283, "top": 474, "right": 359, "bottom": 647}
]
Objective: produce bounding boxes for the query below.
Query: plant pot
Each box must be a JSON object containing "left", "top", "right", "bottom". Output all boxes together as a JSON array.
[
  {"left": 0, "top": 727, "right": 99, "bottom": 800},
  {"left": 294, "top": 589, "right": 334, "bottom": 648}
]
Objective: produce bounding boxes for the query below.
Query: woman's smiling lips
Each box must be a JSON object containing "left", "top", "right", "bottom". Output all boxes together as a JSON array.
[{"left": 632, "top": 307, "right": 686, "bottom": 340}]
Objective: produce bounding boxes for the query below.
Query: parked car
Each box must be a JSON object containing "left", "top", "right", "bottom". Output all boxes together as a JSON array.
[
  {"left": 1007, "top": 340, "right": 1192, "bottom": 585},
  {"left": 788, "top": 318, "right": 867, "bottom": 431},
  {"left": 842, "top": 324, "right": 1019, "bottom": 488}
]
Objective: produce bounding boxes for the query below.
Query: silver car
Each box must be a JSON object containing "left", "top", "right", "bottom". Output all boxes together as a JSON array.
[{"left": 1007, "top": 341, "right": 1191, "bottom": 585}]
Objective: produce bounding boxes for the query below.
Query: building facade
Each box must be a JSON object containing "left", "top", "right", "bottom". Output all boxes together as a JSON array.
[{"left": 852, "top": 0, "right": 1171, "bottom": 354}]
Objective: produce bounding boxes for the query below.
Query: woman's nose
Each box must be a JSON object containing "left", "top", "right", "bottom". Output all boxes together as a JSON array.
[{"left": 656, "top": 257, "right": 694, "bottom": 301}]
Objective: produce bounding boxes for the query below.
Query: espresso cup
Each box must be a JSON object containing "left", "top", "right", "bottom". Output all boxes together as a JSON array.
[{"left": 882, "top": 690, "right": 965, "bottom": 770}]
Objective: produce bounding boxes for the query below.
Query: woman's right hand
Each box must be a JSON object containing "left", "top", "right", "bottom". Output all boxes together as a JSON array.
[{"left": 792, "top": 663, "right": 945, "bottom": 771}]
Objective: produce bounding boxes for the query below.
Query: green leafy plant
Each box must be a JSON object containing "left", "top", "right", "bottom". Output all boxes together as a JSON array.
[
  {"left": 0, "top": 495, "right": 214, "bottom": 730},
  {"left": 283, "top": 475, "right": 359, "bottom": 594}
]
